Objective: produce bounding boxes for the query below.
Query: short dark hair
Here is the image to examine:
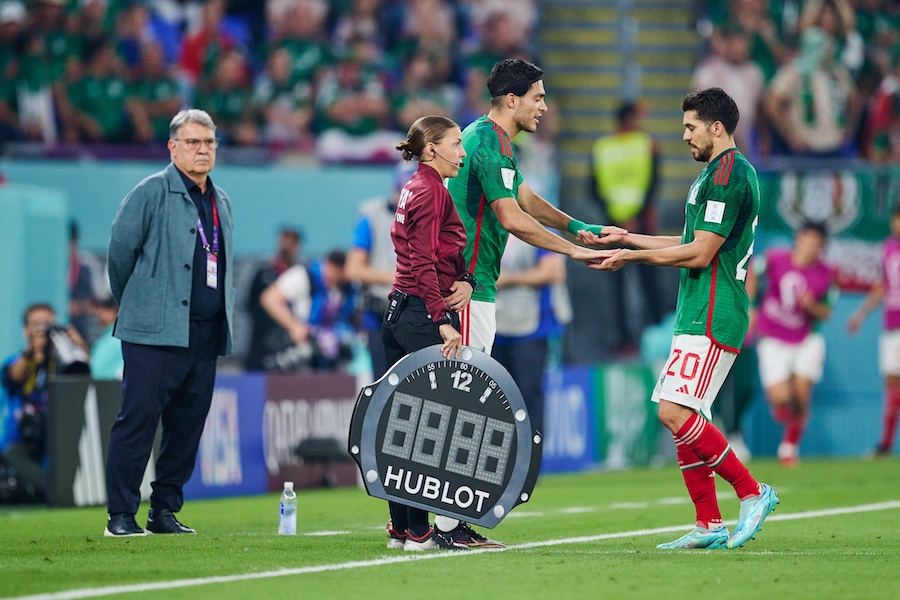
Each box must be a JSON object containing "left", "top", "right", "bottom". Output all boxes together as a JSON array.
[
  {"left": 615, "top": 101, "right": 639, "bottom": 126},
  {"left": 23, "top": 303, "right": 55, "bottom": 325},
  {"left": 487, "top": 59, "right": 544, "bottom": 107},
  {"left": 325, "top": 249, "right": 347, "bottom": 269},
  {"left": 798, "top": 220, "right": 828, "bottom": 238},
  {"left": 682, "top": 87, "right": 740, "bottom": 135}
]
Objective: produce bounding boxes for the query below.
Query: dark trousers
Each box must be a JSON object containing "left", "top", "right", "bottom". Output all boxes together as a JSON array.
[
  {"left": 106, "top": 320, "right": 220, "bottom": 516},
  {"left": 492, "top": 338, "right": 548, "bottom": 434},
  {"left": 381, "top": 298, "right": 460, "bottom": 537}
]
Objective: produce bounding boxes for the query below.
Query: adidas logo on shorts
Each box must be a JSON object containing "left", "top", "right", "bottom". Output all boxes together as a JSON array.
[{"left": 676, "top": 384, "right": 691, "bottom": 395}]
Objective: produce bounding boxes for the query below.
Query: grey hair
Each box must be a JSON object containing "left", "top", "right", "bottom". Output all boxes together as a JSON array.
[{"left": 169, "top": 109, "right": 217, "bottom": 139}]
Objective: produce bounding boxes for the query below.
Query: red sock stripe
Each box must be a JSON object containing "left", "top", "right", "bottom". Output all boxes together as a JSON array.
[{"left": 678, "top": 415, "right": 707, "bottom": 446}]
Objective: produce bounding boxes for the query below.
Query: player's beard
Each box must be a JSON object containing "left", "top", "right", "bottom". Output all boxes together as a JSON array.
[
  {"left": 513, "top": 107, "right": 539, "bottom": 133},
  {"left": 691, "top": 139, "right": 714, "bottom": 163}
]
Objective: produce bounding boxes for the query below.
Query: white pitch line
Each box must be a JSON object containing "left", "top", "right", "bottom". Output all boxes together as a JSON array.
[
  {"left": 6, "top": 500, "right": 900, "bottom": 600},
  {"left": 303, "top": 530, "right": 351, "bottom": 537}
]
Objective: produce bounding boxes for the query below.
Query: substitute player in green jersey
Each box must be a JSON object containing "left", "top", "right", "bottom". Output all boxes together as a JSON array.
[
  {"left": 445, "top": 59, "right": 623, "bottom": 357},
  {"left": 589, "top": 88, "right": 779, "bottom": 550},
  {"left": 436, "top": 58, "right": 623, "bottom": 546}
]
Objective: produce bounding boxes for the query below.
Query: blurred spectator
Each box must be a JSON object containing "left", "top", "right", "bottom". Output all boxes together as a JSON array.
[
  {"left": 462, "top": 10, "right": 531, "bottom": 122},
  {"left": 385, "top": 0, "right": 458, "bottom": 63},
  {"left": 72, "top": 0, "right": 117, "bottom": 47},
  {"left": 693, "top": 27, "right": 764, "bottom": 151},
  {"left": 253, "top": 47, "right": 314, "bottom": 149},
  {"left": 260, "top": 250, "right": 357, "bottom": 371},
  {"left": 863, "top": 49, "right": 900, "bottom": 162},
  {"left": 178, "top": 0, "right": 235, "bottom": 84},
  {"left": 493, "top": 237, "right": 571, "bottom": 434},
  {"left": 590, "top": 101, "right": 665, "bottom": 353},
  {"left": 16, "top": 0, "right": 78, "bottom": 143},
  {"left": 127, "top": 41, "right": 182, "bottom": 144},
  {"left": 244, "top": 227, "right": 303, "bottom": 371},
  {"left": 62, "top": 38, "right": 134, "bottom": 143},
  {"left": 798, "top": 0, "right": 863, "bottom": 74},
  {"left": 196, "top": 49, "right": 259, "bottom": 146},
  {"left": 727, "top": 0, "right": 794, "bottom": 83},
  {"left": 392, "top": 50, "right": 460, "bottom": 130},
  {"left": 344, "top": 161, "right": 416, "bottom": 378},
  {"left": 149, "top": 0, "right": 204, "bottom": 36},
  {"left": 267, "top": 0, "right": 331, "bottom": 86},
  {"left": 115, "top": 2, "right": 162, "bottom": 70},
  {"left": 67, "top": 220, "right": 100, "bottom": 343},
  {"left": 764, "top": 27, "right": 858, "bottom": 157},
  {"left": 0, "top": 2, "right": 25, "bottom": 142},
  {"left": 332, "top": 0, "right": 384, "bottom": 53},
  {"left": 89, "top": 296, "right": 123, "bottom": 380},
  {"left": 314, "top": 50, "right": 399, "bottom": 162},
  {"left": 1, "top": 304, "right": 88, "bottom": 502}
]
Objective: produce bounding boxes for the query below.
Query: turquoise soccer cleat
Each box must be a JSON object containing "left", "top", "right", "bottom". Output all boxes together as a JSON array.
[
  {"left": 727, "top": 483, "right": 780, "bottom": 549},
  {"left": 656, "top": 526, "right": 730, "bottom": 549}
]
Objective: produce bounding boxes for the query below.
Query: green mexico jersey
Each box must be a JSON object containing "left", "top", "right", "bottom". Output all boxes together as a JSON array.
[
  {"left": 448, "top": 115, "right": 524, "bottom": 302},
  {"left": 674, "top": 148, "right": 760, "bottom": 351}
]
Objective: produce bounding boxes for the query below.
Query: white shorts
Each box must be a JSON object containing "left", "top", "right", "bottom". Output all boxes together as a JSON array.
[
  {"left": 651, "top": 334, "right": 737, "bottom": 420},
  {"left": 879, "top": 330, "right": 900, "bottom": 376},
  {"left": 459, "top": 300, "right": 496, "bottom": 355},
  {"left": 757, "top": 333, "right": 825, "bottom": 388}
]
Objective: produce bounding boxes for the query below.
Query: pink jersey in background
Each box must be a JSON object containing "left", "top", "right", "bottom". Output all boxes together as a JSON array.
[
  {"left": 883, "top": 237, "right": 900, "bottom": 331},
  {"left": 758, "top": 248, "right": 834, "bottom": 344}
]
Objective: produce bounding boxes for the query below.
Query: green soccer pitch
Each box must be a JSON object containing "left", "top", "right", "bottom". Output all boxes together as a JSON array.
[{"left": 1, "top": 458, "right": 898, "bottom": 600}]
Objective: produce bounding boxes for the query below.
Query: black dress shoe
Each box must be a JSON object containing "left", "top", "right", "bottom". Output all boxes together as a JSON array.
[
  {"left": 104, "top": 513, "right": 146, "bottom": 537},
  {"left": 146, "top": 508, "right": 196, "bottom": 534}
]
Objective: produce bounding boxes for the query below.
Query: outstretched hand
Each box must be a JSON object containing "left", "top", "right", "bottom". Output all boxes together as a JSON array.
[
  {"left": 570, "top": 246, "right": 615, "bottom": 265},
  {"left": 587, "top": 249, "right": 631, "bottom": 271},
  {"left": 576, "top": 225, "right": 628, "bottom": 248}
]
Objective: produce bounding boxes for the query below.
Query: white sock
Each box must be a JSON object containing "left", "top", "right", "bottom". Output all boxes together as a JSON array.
[{"left": 434, "top": 516, "right": 459, "bottom": 532}]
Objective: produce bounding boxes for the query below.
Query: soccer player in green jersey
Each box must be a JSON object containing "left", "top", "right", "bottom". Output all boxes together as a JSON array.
[
  {"left": 436, "top": 58, "right": 624, "bottom": 547},
  {"left": 446, "top": 59, "right": 622, "bottom": 356},
  {"left": 589, "top": 88, "right": 779, "bottom": 550}
]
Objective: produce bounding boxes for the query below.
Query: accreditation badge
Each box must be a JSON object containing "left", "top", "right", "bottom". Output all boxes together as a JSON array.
[{"left": 206, "top": 254, "right": 218, "bottom": 289}]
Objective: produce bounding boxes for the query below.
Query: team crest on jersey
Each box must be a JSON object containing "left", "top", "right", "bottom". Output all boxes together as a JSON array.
[
  {"left": 501, "top": 168, "right": 516, "bottom": 190},
  {"left": 687, "top": 183, "right": 699, "bottom": 205}
]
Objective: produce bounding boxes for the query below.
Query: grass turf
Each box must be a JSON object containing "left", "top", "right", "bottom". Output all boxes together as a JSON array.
[{"left": 0, "top": 457, "right": 897, "bottom": 599}]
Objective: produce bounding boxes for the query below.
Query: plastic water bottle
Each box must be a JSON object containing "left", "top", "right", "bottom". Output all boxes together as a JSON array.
[{"left": 278, "top": 482, "right": 297, "bottom": 535}]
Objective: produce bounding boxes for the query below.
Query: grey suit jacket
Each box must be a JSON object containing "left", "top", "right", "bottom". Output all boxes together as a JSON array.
[{"left": 108, "top": 162, "right": 234, "bottom": 355}]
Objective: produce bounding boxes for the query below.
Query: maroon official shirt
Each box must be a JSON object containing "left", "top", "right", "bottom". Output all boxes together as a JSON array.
[{"left": 391, "top": 163, "right": 467, "bottom": 324}]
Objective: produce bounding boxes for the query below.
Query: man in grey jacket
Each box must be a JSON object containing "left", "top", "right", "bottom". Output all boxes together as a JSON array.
[{"left": 104, "top": 109, "right": 234, "bottom": 537}]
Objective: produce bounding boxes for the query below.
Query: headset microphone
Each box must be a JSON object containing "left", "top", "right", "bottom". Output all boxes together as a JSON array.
[{"left": 432, "top": 148, "right": 464, "bottom": 169}]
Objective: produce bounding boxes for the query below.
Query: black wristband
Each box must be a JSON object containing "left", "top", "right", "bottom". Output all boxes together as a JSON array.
[
  {"left": 461, "top": 272, "right": 478, "bottom": 290},
  {"left": 436, "top": 313, "right": 453, "bottom": 326}
]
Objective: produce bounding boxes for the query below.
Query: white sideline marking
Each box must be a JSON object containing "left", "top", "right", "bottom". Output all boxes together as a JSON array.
[
  {"left": 303, "top": 530, "right": 350, "bottom": 537},
  {"left": 7, "top": 500, "right": 900, "bottom": 600}
]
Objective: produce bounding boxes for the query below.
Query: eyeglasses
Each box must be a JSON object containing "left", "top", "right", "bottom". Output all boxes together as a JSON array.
[{"left": 173, "top": 138, "right": 220, "bottom": 150}]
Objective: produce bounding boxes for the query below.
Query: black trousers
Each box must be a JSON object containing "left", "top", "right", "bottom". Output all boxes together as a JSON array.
[
  {"left": 493, "top": 337, "right": 548, "bottom": 434},
  {"left": 106, "top": 319, "right": 220, "bottom": 516},
  {"left": 382, "top": 297, "right": 460, "bottom": 537}
]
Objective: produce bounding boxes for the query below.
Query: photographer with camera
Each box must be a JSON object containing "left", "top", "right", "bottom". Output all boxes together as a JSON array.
[{"left": 1, "top": 303, "right": 89, "bottom": 502}]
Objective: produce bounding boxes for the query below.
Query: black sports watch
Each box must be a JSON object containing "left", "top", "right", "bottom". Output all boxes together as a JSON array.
[
  {"left": 436, "top": 313, "right": 454, "bottom": 327},
  {"left": 460, "top": 272, "right": 478, "bottom": 290}
]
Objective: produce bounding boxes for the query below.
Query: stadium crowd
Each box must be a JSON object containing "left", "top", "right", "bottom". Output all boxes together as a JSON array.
[
  {"left": 695, "top": 0, "right": 900, "bottom": 161},
  {"left": 0, "top": 0, "right": 538, "bottom": 161}
]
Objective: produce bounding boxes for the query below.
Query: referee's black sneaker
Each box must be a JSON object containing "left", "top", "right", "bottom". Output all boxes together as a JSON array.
[
  {"left": 146, "top": 508, "right": 196, "bottom": 534},
  {"left": 104, "top": 513, "right": 145, "bottom": 537},
  {"left": 436, "top": 521, "right": 507, "bottom": 549}
]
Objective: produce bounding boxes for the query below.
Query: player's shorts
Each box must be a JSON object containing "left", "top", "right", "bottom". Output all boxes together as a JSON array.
[
  {"left": 879, "top": 329, "right": 900, "bottom": 376},
  {"left": 459, "top": 300, "right": 496, "bottom": 355},
  {"left": 756, "top": 333, "right": 825, "bottom": 388},
  {"left": 651, "top": 334, "right": 737, "bottom": 420}
]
